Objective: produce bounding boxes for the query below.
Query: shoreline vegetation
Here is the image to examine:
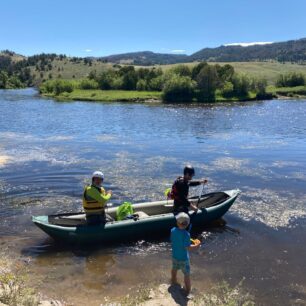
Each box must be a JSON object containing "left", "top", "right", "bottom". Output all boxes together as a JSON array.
[
  {"left": 38, "top": 61, "right": 306, "bottom": 103},
  {"left": 1, "top": 49, "right": 306, "bottom": 103}
]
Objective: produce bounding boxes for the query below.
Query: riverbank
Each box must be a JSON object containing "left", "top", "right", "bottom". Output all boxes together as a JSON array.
[
  {"left": 41, "top": 86, "right": 306, "bottom": 103},
  {"left": 41, "top": 88, "right": 260, "bottom": 103},
  {"left": 0, "top": 252, "right": 254, "bottom": 306}
]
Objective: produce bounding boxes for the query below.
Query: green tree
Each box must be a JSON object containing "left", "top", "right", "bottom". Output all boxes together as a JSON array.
[
  {"left": 191, "top": 62, "right": 208, "bottom": 79},
  {"left": 196, "top": 65, "right": 219, "bottom": 101},
  {"left": 170, "top": 64, "right": 191, "bottom": 77},
  {"left": 216, "top": 64, "right": 235, "bottom": 83},
  {"left": 119, "top": 66, "right": 138, "bottom": 90},
  {"left": 0, "top": 70, "right": 8, "bottom": 88},
  {"left": 97, "top": 70, "right": 117, "bottom": 90},
  {"left": 232, "top": 74, "right": 251, "bottom": 97},
  {"left": 162, "top": 75, "right": 195, "bottom": 103},
  {"left": 8, "top": 75, "right": 24, "bottom": 88},
  {"left": 136, "top": 79, "right": 147, "bottom": 91}
]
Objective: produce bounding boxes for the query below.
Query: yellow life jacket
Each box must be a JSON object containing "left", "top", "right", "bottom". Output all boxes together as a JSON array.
[{"left": 82, "top": 185, "right": 110, "bottom": 214}]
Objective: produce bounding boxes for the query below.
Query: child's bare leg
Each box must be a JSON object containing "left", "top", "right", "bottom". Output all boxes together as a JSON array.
[
  {"left": 183, "top": 274, "right": 191, "bottom": 294},
  {"left": 171, "top": 269, "right": 178, "bottom": 284}
]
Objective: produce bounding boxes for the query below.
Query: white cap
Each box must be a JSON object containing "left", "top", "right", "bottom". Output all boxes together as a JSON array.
[
  {"left": 92, "top": 171, "right": 104, "bottom": 179},
  {"left": 175, "top": 212, "right": 190, "bottom": 225}
]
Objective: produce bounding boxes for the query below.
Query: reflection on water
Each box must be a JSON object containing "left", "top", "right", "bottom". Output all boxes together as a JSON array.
[{"left": 0, "top": 89, "right": 306, "bottom": 305}]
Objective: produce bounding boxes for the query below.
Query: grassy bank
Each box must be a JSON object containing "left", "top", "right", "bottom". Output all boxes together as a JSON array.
[
  {"left": 42, "top": 88, "right": 262, "bottom": 103},
  {"left": 43, "top": 89, "right": 162, "bottom": 102}
]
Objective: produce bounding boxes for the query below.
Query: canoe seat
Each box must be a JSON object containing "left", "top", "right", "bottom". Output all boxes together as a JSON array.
[{"left": 134, "top": 211, "right": 149, "bottom": 219}]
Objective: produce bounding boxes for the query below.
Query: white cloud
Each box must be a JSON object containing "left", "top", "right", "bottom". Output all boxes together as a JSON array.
[
  {"left": 84, "top": 49, "right": 92, "bottom": 52},
  {"left": 170, "top": 49, "right": 186, "bottom": 54},
  {"left": 224, "top": 42, "right": 273, "bottom": 47}
]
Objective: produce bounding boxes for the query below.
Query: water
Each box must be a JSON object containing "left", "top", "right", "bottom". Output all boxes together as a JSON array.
[{"left": 0, "top": 88, "right": 305, "bottom": 305}]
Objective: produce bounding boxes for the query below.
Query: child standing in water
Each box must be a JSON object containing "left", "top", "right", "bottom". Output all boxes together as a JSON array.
[{"left": 170, "top": 212, "right": 201, "bottom": 296}]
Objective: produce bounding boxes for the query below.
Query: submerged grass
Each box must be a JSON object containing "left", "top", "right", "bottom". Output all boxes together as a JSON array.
[
  {"left": 111, "top": 280, "right": 255, "bottom": 306},
  {"left": 0, "top": 255, "right": 39, "bottom": 306},
  {"left": 194, "top": 280, "right": 255, "bottom": 306}
]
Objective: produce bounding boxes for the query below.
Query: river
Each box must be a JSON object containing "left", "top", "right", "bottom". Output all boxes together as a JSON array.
[{"left": 0, "top": 88, "right": 305, "bottom": 305}]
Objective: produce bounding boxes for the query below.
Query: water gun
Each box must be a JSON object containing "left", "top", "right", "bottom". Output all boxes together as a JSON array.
[{"left": 190, "top": 238, "right": 201, "bottom": 246}]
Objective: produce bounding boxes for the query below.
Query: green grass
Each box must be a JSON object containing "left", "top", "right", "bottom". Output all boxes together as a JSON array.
[
  {"left": 44, "top": 89, "right": 162, "bottom": 102},
  {"left": 267, "top": 85, "right": 306, "bottom": 97}
]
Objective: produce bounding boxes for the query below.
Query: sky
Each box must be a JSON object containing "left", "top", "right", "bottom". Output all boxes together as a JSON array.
[{"left": 1, "top": 0, "right": 306, "bottom": 57}]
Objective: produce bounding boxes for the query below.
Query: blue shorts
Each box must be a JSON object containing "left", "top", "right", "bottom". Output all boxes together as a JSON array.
[{"left": 172, "top": 258, "right": 190, "bottom": 275}]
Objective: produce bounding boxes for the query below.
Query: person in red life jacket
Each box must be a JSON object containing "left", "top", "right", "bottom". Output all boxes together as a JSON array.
[{"left": 170, "top": 165, "right": 208, "bottom": 214}]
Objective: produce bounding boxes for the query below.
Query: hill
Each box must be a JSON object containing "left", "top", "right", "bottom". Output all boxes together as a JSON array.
[
  {"left": 99, "top": 51, "right": 188, "bottom": 65},
  {"left": 97, "top": 38, "right": 306, "bottom": 65},
  {"left": 190, "top": 38, "right": 306, "bottom": 62}
]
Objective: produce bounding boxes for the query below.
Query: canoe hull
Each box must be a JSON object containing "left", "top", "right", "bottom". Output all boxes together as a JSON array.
[{"left": 32, "top": 189, "right": 240, "bottom": 244}]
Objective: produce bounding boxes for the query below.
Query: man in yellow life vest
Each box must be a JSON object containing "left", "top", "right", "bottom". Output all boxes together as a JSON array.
[{"left": 83, "top": 171, "right": 112, "bottom": 225}]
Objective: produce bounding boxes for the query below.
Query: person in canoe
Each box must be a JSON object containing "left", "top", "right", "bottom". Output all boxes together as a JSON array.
[
  {"left": 170, "top": 165, "right": 208, "bottom": 215},
  {"left": 82, "top": 171, "right": 113, "bottom": 225}
]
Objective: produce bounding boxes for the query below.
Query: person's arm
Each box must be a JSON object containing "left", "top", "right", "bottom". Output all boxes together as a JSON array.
[
  {"left": 189, "top": 179, "right": 208, "bottom": 187},
  {"left": 189, "top": 203, "right": 198, "bottom": 211},
  {"left": 92, "top": 188, "right": 112, "bottom": 204}
]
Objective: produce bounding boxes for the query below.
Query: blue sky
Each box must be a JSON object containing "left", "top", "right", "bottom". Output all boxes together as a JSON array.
[{"left": 1, "top": 0, "right": 305, "bottom": 56}]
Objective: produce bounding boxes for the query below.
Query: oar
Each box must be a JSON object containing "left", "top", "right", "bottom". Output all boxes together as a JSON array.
[{"left": 197, "top": 182, "right": 206, "bottom": 206}]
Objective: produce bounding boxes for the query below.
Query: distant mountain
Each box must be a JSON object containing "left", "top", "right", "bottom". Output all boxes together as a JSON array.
[
  {"left": 99, "top": 51, "right": 188, "bottom": 65},
  {"left": 190, "top": 38, "right": 306, "bottom": 62},
  {"left": 97, "top": 38, "right": 306, "bottom": 64}
]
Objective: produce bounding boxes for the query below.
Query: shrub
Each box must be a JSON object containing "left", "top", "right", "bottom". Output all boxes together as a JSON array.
[
  {"left": 53, "top": 80, "right": 73, "bottom": 95},
  {"left": 39, "top": 79, "right": 74, "bottom": 95},
  {"left": 221, "top": 81, "right": 234, "bottom": 98},
  {"left": 78, "top": 78, "right": 99, "bottom": 90},
  {"left": 276, "top": 72, "right": 305, "bottom": 87},
  {"left": 148, "top": 76, "right": 164, "bottom": 91}
]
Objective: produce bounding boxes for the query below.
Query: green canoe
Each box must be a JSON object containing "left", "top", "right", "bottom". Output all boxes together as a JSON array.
[{"left": 32, "top": 189, "right": 240, "bottom": 244}]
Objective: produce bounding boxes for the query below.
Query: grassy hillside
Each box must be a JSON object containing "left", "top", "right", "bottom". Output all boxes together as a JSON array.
[
  {"left": 145, "top": 61, "right": 306, "bottom": 85},
  {"left": 29, "top": 59, "right": 113, "bottom": 84}
]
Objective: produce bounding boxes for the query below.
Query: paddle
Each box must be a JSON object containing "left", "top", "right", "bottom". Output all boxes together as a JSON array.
[{"left": 188, "top": 181, "right": 206, "bottom": 233}]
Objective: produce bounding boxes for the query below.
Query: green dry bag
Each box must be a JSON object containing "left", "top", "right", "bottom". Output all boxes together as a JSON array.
[{"left": 116, "top": 201, "right": 134, "bottom": 221}]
